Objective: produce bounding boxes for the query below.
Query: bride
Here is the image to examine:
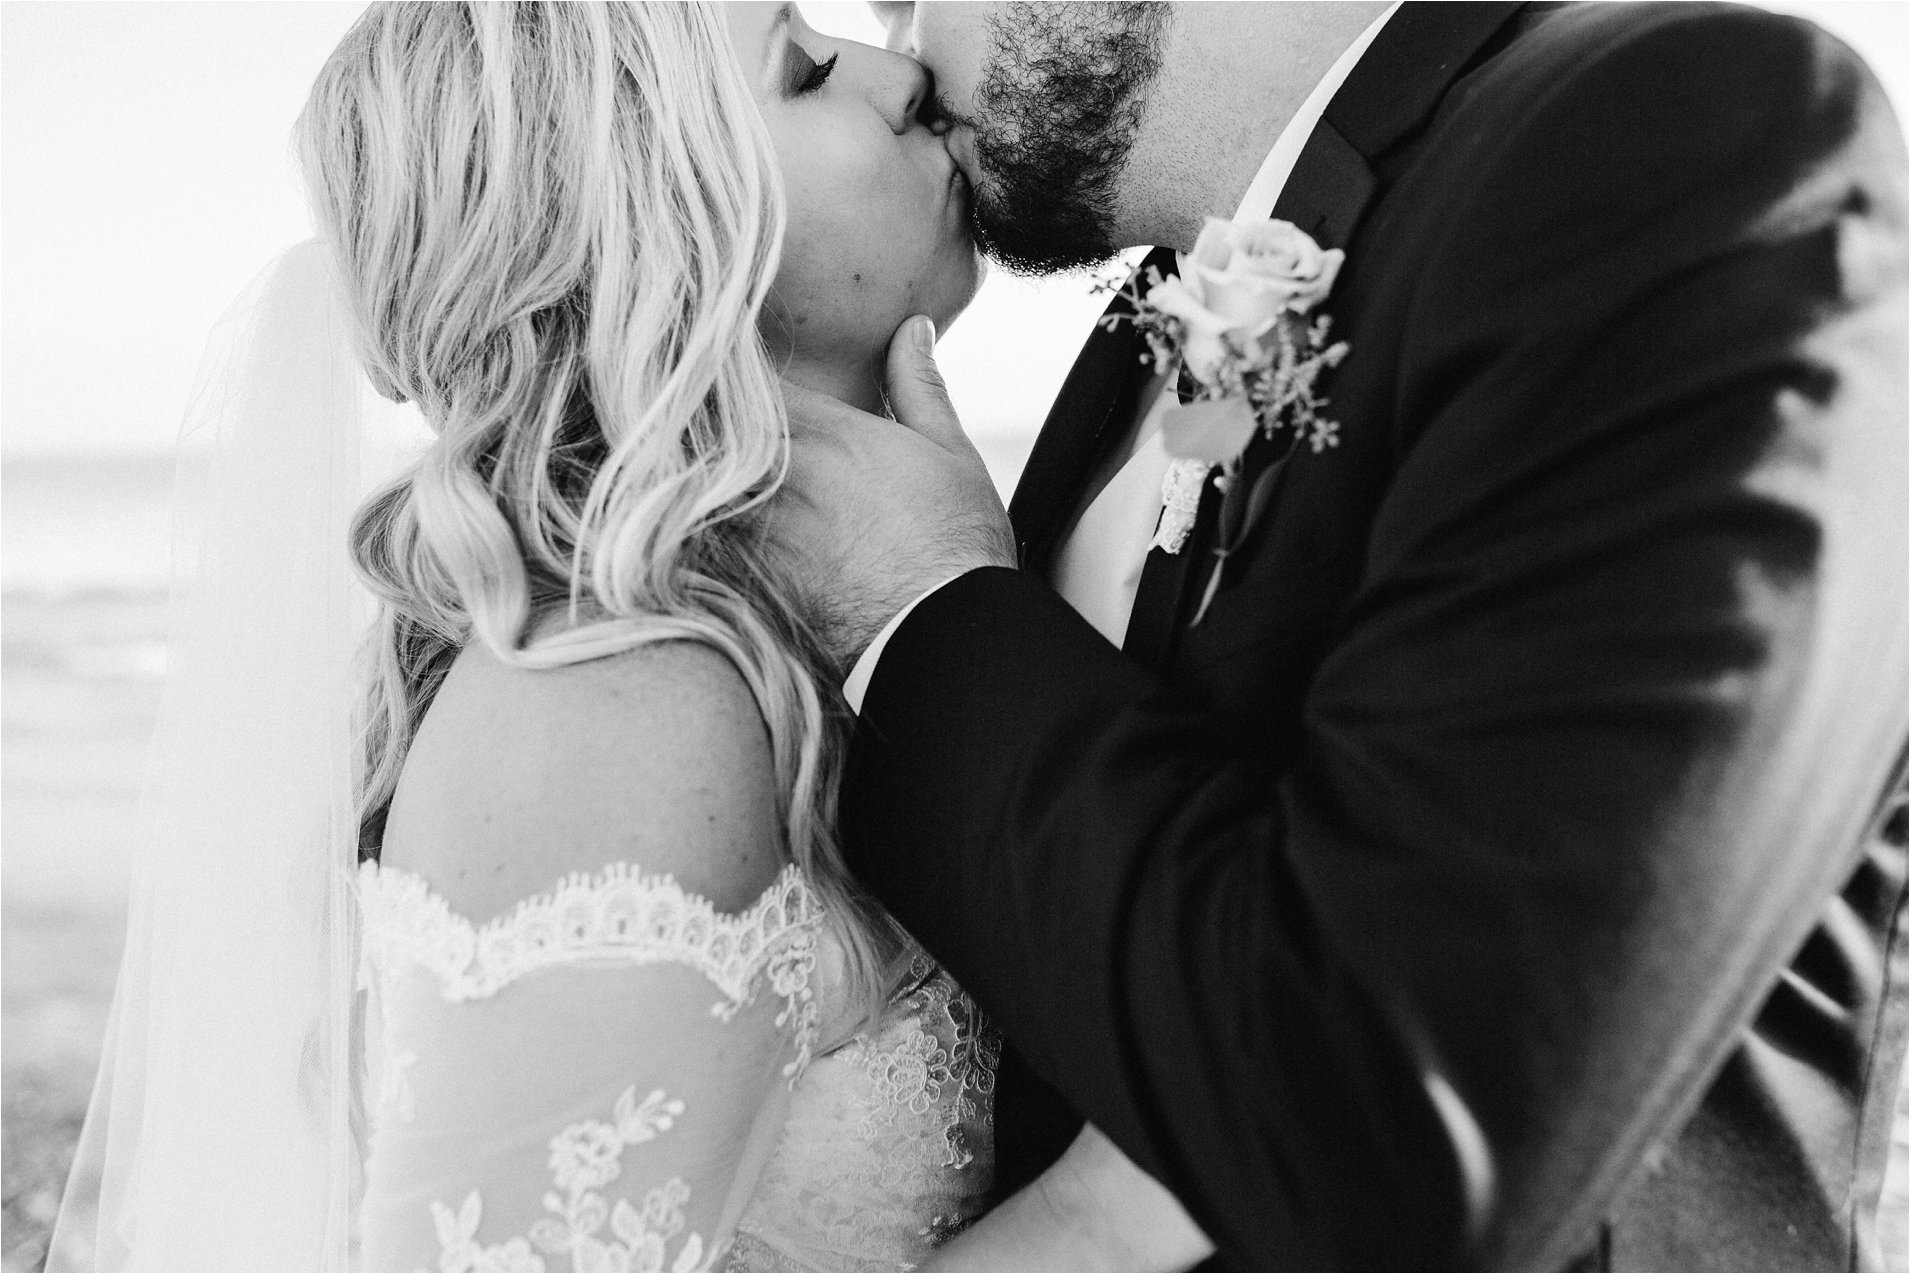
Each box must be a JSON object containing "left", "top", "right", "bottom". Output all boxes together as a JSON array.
[{"left": 51, "top": 3, "right": 1208, "bottom": 1271}]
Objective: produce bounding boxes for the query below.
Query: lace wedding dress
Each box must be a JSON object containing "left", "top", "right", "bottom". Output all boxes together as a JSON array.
[
  {"left": 45, "top": 248, "right": 993, "bottom": 1272},
  {"left": 356, "top": 859, "right": 1000, "bottom": 1273}
]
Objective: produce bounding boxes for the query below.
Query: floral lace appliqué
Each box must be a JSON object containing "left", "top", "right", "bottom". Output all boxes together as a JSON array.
[
  {"left": 843, "top": 958, "right": 1001, "bottom": 1172},
  {"left": 430, "top": 1086, "right": 708, "bottom": 1274},
  {"left": 726, "top": 952, "right": 999, "bottom": 1270},
  {"left": 359, "top": 861, "right": 823, "bottom": 1081}
]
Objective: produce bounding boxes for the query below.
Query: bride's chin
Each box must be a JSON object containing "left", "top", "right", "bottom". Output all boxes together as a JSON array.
[{"left": 927, "top": 245, "right": 988, "bottom": 336}]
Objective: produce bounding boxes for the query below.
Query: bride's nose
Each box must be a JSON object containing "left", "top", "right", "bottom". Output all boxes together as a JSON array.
[{"left": 860, "top": 44, "right": 932, "bottom": 135}]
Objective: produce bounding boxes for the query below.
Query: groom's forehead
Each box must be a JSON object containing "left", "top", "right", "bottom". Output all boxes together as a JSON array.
[{"left": 879, "top": 2, "right": 998, "bottom": 82}]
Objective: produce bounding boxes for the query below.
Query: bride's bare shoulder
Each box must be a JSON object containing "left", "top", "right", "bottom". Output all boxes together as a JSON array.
[{"left": 379, "top": 638, "right": 784, "bottom": 921}]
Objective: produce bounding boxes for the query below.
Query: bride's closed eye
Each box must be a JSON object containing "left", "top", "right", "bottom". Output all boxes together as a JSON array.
[
  {"left": 787, "top": 44, "right": 837, "bottom": 97},
  {"left": 727, "top": 0, "right": 980, "bottom": 397}
]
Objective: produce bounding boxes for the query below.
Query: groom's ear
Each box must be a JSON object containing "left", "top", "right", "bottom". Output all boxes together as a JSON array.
[{"left": 868, "top": 1, "right": 915, "bottom": 53}]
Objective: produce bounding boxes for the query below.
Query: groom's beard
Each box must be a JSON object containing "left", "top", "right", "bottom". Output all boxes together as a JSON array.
[{"left": 957, "top": 2, "right": 1169, "bottom": 277}]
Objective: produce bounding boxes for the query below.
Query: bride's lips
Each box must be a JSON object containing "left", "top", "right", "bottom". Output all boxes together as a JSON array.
[
  {"left": 935, "top": 128, "right": 979, "bottom": 224},
  {"left": 944, "top": 126, "right": 981, "bottom": 191},
  {"left": 937, "top": 140, "right": 971, "bottom": 217}
]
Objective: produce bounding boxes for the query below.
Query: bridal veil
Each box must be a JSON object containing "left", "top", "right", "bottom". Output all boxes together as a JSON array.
[{"left": 48, "top": 242, "right": 426, "bottom": 1271}]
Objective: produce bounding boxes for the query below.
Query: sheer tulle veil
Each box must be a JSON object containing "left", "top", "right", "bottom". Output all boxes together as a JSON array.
[{"left": 48, "top": 241, "right": 428, "bottom": 1271}]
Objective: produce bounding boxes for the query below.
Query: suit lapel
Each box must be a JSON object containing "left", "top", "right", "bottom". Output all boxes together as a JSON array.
[
  {"left": 1326, "top": 2, "right": 1529, "bottom": 158},
  {"left": 1009, "top": 247, "right": 1177, "bottom": 578},
  {"left": 1121, "top": 1, "right": 1527, "bottom": 671}
]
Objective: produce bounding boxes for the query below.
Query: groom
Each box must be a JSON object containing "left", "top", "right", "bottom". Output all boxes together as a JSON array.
[{"left": 776, "top": 2, "right": 1908, "bottom": 1268}]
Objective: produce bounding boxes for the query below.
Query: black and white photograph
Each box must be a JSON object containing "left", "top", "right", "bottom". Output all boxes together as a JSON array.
[{"left": 3, "top": 2, "right": 1907, "bottom": 1270}]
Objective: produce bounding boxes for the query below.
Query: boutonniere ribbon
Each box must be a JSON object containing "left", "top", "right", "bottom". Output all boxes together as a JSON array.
[{"left": 1100, "top": 216, "right": 1351, "bottom": 624}]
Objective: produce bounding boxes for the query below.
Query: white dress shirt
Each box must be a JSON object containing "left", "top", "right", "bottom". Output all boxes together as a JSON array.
[{"left": 846, "top": 4, "right": 1398, "bottom": 708}]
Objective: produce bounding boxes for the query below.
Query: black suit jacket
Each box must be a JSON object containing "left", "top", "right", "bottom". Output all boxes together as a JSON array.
[{"left": 842, "top": 4, "right": 1909, "bottom": 1268}]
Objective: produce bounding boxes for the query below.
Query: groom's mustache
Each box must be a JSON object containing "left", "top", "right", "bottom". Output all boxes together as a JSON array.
[
  {"left": 928, "top": 93, "right": 986, "bottom": 219},
  {"left": 928, "top": 92, "right": 983, "bottom": 159}
]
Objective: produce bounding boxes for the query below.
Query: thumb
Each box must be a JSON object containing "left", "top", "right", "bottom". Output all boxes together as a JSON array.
[{"left": 884, "top": 315, "right": 970, "bottom": 456}]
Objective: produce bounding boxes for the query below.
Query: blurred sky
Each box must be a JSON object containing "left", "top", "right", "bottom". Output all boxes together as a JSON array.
[{"left": 3, "top": 1, "right": 1906, "bottom": 458}]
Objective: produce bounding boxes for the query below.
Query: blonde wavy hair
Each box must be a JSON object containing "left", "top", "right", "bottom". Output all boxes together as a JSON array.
[{"left": 298, "top": 0, "right": 902, "bottom": 1025}]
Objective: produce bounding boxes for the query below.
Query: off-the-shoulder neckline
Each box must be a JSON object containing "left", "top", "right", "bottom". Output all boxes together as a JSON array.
[
  {"left": 359, "top": 856, "right": 811, "bottom": 930},
  {"left": 356, "top": 858, "right": 822, "bottom": 1008}
]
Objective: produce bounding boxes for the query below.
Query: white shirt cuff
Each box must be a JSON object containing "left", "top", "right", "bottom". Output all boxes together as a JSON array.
[{"left": 842, "top": 575, "right": 964, "bottom": 713}]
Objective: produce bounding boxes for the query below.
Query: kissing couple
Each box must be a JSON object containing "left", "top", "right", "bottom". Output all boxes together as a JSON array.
[{"left": 52, "top": 2, "right": 1907, "bottom": 1270}]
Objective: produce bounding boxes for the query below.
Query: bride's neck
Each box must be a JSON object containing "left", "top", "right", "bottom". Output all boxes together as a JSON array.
[{"left": 779, "top": 349, "right": 886, "bottom": 418}]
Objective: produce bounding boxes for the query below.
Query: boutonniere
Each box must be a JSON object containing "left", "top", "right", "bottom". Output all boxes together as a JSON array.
[{"left": 1100, "top": 217, "right": 1351, "bottom": 567}]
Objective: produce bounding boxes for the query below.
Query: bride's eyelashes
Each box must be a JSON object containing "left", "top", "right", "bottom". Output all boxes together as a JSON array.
[
  {"left": 799, "top": 52, "right": 838, "bottom": 95},
  {"left": 786, "top": 45, "right": 838, "bottom": 97}
]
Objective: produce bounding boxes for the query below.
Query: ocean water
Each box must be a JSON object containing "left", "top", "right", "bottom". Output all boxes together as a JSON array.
[
  {"left": 0, "top": 437, "right": 1032, "bottom": 904},
  {"left": 2, "top": 454, "right": 174, "bottom": 1270},
  {"left": 0, "top": 436, "right": 1033, "bottom": 903}
]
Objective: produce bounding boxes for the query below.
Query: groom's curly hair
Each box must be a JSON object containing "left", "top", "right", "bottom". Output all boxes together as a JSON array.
[{"left": 299, "top": 0, "right": 908, "bottom": 1036}]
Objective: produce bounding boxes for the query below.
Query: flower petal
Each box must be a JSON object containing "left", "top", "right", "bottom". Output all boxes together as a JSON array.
[
  {"left": 1180, "top": 330, "right": 1233, "bottom": 383},
  {"left": 1143, "top": 274, "right": 1219, "bottom": 328},
  {"left": 529, "top": 1219, "right": 574, "bottom": 1255},
  {"left": 433, "top": 1198, "right": 467, "bottom": 1248},
  {"left": 1187, "top": 217, "right": 1236, "bottom": 275},
  {"left": 610, "top": 1198, "right": 646, "bottom": 1247},
  {"left": 572, "top": 1191, "right": 608, "bottom": 1236},
  {"left": 671, "top": 1234, "right": 705, "bottom": 1273},
  {"left": 1193, "top": 268, "right": 1274, "bottom": 328},
  {"left": 1160, "top": 397, "right": 1260, "bottom": 465},
  {"left": 611, "top": 1088, "right": 639, "bottom": 1134}
]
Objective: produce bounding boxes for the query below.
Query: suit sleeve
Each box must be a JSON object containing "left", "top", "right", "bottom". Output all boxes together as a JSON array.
[{"left": 843, "top": 10, "right": 1907, "bottom": 1270}]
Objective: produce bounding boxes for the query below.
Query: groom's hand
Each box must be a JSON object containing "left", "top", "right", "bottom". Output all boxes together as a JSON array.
[{"left": 773, "top": 316, "right": 1015, "bottom": 669}]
